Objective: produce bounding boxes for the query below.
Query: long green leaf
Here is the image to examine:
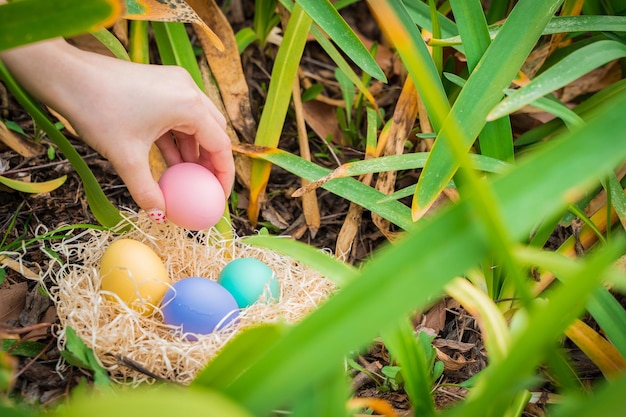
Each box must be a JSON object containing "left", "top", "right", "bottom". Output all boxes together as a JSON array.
[
  {"left": 605, "top": 173, "right": 626, "bottom": 228},
  {"left": 306, "top": 152, "right": 509, "bottom": 183},
  {"left": 235, "top": 145, "right": 413, "bottom": 229},
  {"left": 291, "top": 0, "right": 385, "bottom": 81},
  {"left": 549, "top": 372, "right": 626, "bottom": 417},
  {"left": 248, "top": 4, "right": 312, "bottom": 224},
  {"left": 213, "top": 89, "right": 626, "bottom": 416},
  {"left": 91, "top": 28, "right": 130, "bottom": 61},
  {"left": 489, "top": 39, "right": 626, "bottom": 120},
  {"left": 279, "top": 0, "right": 379, "bottom": 106},
  {"left": 0, "top": 0, "right": 123, "bottom": 52},
  {"left": 0, "top": 62, "right": 122, "bottom": 227},
  {"left": 450, "top": 0, "right": 513, "bottom": 162},
  {"left": 443, "top": 238, "right": 625, "bottom": 417},
  {"left": 191, "top": 324, "right": 287, "bottom": 390},
  {"left": 51, "top": 386, "right": 255, "bottom": 417},
  {"left": 367, "top": 0, "right": 450, "bottom": 132},
  {"left": 0, "top": 174, "right": 66, "bottom": 194},
  {"left": 586, "top": 287, "right": 626, "bottom": 358},
  {"left": 241, "top": 235, "right": 358, "bottom": 287},
  {"left": 515, "top": 78, "right": 626, "bottom": 146},
  {"left": 413, "top": 0, "right": 564, "bottom": 216},
  {"left": 381, "top": 320, "right": 437, "bottom": 417},
  {"left": 432, "top": 15, "right": 626, "bottom": 46},
  {"left": 152, "top": 22, "right": 204, "bottom": 88}
]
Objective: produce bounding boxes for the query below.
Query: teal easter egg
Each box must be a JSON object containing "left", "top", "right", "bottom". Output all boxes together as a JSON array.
[{"left": 218, "top": 258, "right": 279, "bottom": 308}]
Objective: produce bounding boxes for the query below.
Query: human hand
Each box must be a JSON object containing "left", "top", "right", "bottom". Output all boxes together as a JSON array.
[{"left": 1, "top": 38, "right": 235, "bottom": 222}]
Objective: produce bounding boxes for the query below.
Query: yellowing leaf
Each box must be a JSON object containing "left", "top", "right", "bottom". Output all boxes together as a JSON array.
[
  {"left": 0, "top": 174, "right": 67, "bottom": 194},
  {"left": 566, "top": 319, "right": 626, "bottom": 379},
  {"left": 124, "top": 0, "right": 224, "bottom": 51}
]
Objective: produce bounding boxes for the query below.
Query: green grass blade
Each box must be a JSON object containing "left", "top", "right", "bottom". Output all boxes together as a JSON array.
[
  {"left": 241, "top": 235, "right": 358, "bottom": 287},
  {"left": 191, "top": 324, "right": 287, "bottom": 390},
  {"left": 291, "top": 0, "right": 385, "bottom": 82},
  {"left": 586, "top": 287, "right": 626, "bottom": 358},
  {"left": 51, "top": 386, "right": 255, "bottom": 417},
  {"left": 403, "top": 0, "right": 459, "bottom": 38},
  {"left": 428, "top": 0, "right": 443, "bottom": 74},
  {"left": 432, "top": 15, "right": 626, "bottom": 46},
  {"left": 215, "top": 88, "right": 626, "bottom": 416},
  {"left": 443, "top": 238, "right": 626, "bottom": 417},
  {"left": 450, "top": 0, "right": 513, "bottom": 161},
  {"left": 413, "top": 0, "right": 564, "bottom": 216},
  {"left": 367, "top": 0, "right": 450, "bottom": 132},
  {"left": 294, "top": 153, "right": 509, "bottom": 194},
  {"left": 489, "top": 40, "right": 626, "bottom": 120},
  {"left": 0, "top": 0, "right": 122, "bottom": 52},
  {"left": 235, "top": 27, "right": 259, "bottom": 53},
  {"left": 152, "top": 22, "right": 204, "bottom": 88},
  {"left": 91, "top": 28, "right": 130, "bottom": 61},
  {"left": 0, "top": 174, "right": 66, "bottom": 194},
  {"left": 519, "top": 94, "right": 585, "bottom": 129},
  {"left": 0, "top": 62, "right": 122, "bottom": 227},
  {"left": 449, "top": 0, "right": 489, "bottom": 71},
  {"left": 248, "top": 4, "right": 312, "bottom": 224},
  {"left": 549, "top": 372, "right": 626, "bottom": 417},
  {"left": 129, "top": 20, "right": 150, "bottom": 64},
  {"left": 381, "top": 319, "right": 437, "bottom": 417},
  {"left": 605, "top": 173, "right": 626, "bottom": 227},
  {"left": 515, "top": 78, "right": 626, "bottom": 146},
  {"left": 236, "top": 145, "right": 412, "bottom": 229},
  {"left": 278, "top": 0, "right": 379, "bottom": 108}
]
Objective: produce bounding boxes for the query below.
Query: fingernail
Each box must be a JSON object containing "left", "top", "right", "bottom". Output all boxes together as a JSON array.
[{"left": 148, "top": 209, "right": 166, "bottom": 224}]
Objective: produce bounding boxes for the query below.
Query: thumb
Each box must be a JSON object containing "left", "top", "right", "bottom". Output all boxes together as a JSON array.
[{"left": 114, "top": 158, "right": 167, "bottom": 224}]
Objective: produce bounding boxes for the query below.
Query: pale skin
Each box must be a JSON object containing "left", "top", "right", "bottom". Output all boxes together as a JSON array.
[{"left": 0, "top": 32, "right": 235, "bottom": 223}]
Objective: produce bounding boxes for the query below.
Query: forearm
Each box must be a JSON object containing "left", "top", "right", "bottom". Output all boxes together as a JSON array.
[{"left": 1, "top": 37, "right": 98, "bottom": 122}]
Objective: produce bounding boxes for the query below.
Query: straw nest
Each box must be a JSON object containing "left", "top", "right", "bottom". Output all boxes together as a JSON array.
[{"left": 49, "top": 212, "right": 336, "bottom": 385}]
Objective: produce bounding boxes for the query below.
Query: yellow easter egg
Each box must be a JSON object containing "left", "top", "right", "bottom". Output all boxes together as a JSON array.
[{"left": 99, "top": 239, "right": 170, "bottom": 315}]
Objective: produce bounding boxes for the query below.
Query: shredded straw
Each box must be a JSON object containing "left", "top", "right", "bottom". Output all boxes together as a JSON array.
[{"left": 48, "top": 212, "right": 335, "bottom": 385}]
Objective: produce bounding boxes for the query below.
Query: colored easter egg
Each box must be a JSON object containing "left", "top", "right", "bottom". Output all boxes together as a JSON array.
[
  {"left": 161, "top": 277, "right": 239, "bottom": 339},
  {"left": 158, "top": 162, "right": 225, "bottom": 231},
  {"left": 99, "top": 239, "right": 170, "bottom": 315},
  {"left": 218, "top": 258, "right": 279, "bottom": 308}
]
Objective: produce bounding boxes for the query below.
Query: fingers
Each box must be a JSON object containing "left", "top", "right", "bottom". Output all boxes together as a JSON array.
[
  {"left": 199, "top": 145, "right": 235, "bottom": 197},
  {"left": 113, "top": 153, "right": 167, "bottom": 218},
  {"left": 169, "top": 96, "right": 234, "bottom": 197}
]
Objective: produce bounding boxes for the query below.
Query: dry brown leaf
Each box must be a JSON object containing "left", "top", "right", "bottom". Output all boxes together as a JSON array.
[
  {"left": 0, "top": 121, "right": 44, "bottom": 158},
  {"left": 191, "top": 0, "right": 257, "bottom": 144},
  {"left": 23, "top": 306, "right": 56, "bottom": 341},
  {"left": 198, "top": 57, "right": 251, "bottom": 190},
  {"left": 302, "top": 100, "right": 346, "bottom": 145},
  {"left": 373, "top": 77, "right": 419, "bottom": 237},
  {"left": 69, "top": 33, "right": 116, "bottom": 57},
  {"left": 0, "top": 282, "right": 28, "bottom": 323},
  {"left": 124, "top": 0, "right": 224, "bottom": 51},
  {"left": 0, "top": 256, "right": 40, "bottom": 281},
  {"left": 335, "top": 201, "right": 367, "bottom": 262},
  {"left": 433, "top": 338, "right": 476, "bottom": 353},
  {"left": 435, "top": 346, "right": 473, "bottom": 371},
  {"left": 421, "top": 299, "right": 447, "bottom": 335},
  {"left": 293, "top": 77, "right": 321, "bottom": 237}
]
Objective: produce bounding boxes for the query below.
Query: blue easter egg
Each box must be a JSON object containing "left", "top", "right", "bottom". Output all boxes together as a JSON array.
[{"left": 161, "top": 277, "right": 239, "bottom": 339}]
